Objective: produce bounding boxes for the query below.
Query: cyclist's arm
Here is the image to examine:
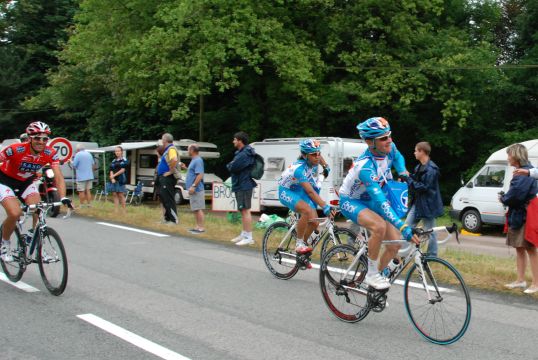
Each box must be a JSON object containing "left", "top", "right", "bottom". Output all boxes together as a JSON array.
[
  {"left": 358, "top": 166, "right": 406, "bottom": 231},
  {"left": 391, "top": 143, "right": 408, "bottom": 176},
  {"left": 300, "top": 181, "right": 326, "bottom": 208}
]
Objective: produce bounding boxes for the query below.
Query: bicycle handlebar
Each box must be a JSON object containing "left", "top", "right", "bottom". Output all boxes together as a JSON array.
[{"left": 21, "top": 201, "right": 74, "bottom": 219}]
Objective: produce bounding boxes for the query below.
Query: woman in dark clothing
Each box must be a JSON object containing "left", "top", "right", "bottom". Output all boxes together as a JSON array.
[
  {"left": 500, "top": 143, "right": 538, "bottom": 294},
  {"left": 109, "top": 146, "right": 129, "bottom": 212}
]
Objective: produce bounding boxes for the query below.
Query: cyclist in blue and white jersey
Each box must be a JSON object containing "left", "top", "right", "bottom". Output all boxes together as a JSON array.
[
  {"left": 339, "top": 117, "right": 420, "bottom": 290},
  {"left": 278, "top": 139, "right": 334, "bottom": 255}
]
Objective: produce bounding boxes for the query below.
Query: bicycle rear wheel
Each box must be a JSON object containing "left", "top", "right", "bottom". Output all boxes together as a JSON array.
[
  {"left": 320, "top": 227, "right": 357, "bottom": 258},
  {"left": 319, "top": 244, "right": 369, "bottom": 323},
  {"left": 404, "top": 257, "right": 471, "bottom": 345},
  {"left": 0, "top": 227, "right": 25, "bottom": 282},
  {"left": 262, "top": 221, "right": 299, "bottom": 280},
  {"left": 37, "top": 227, "right": 68, "bottom": 295}
]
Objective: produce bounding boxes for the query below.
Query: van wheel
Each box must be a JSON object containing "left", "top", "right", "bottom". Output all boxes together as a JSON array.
[{"left": 461, "top": 209, "right": 482, "bottom": 233}]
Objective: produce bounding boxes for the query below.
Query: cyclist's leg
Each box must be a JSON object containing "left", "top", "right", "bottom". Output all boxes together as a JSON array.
[
  {"left": 1, "top": 197, "right": 22, "bottom": 241},
  {"left": 379, "top": 223, "right": 401, "bottom": 270},
  {"left": 278, "top": 186, "right": 315, "bottom": 252},
  {"left": 294, "top": 200, "right": 316, "bottom": 251},
  {"left": 21, "top": 183, "right": 40, "bottom": 228}
]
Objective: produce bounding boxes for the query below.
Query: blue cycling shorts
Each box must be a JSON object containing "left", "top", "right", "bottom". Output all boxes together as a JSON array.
[
  {"left": 339, "top": 194, "right": 385, "bottom": 223},
  {"left": 278, "top": 186, "right": 316, "bottom": 211}
]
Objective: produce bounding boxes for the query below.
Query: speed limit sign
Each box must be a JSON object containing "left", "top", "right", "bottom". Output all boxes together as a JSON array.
[{"left": 48, "top": 137, "right": 73, "bottom": 162}]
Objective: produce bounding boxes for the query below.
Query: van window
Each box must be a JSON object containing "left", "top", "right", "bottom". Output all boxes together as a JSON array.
[
  {"left": 139, "top": 154, "right": 158, "bottom": 169},
  {"left": 474, "top": 166, "right": 505, "bottom": 187}
]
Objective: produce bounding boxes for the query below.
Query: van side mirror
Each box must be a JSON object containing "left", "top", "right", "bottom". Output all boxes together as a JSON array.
[{"left": 466, "top": 181, "right": 474, "bottom": 188}]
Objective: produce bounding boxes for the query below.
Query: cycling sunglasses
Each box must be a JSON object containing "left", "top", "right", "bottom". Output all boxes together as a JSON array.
[
  {"left": 308, "top": 152, "right": 321, "bottom": 157},
  {"left": 375, "top": 132, "right": 392, "bottom": 142},
  {"left": 31, "top": 136, "right": 50, "bottom": 142}
]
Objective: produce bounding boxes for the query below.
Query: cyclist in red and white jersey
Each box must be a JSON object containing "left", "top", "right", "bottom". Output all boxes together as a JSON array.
[{"left": 0, "top": 122, "right": 72, "bottom": 262}]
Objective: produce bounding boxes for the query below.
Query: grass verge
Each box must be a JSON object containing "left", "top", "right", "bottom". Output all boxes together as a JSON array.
[{"left": 73, "top": 201, "right": 537, "bottom": 298}]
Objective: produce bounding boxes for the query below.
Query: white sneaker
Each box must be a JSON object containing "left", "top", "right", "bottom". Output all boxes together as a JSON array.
[
  {"left": 505, "top": 281, "right": 527, "bottom": 289},
  {"left": 236, "top": 237, "right": 255, "bottom": 246},
  {"left": 364, "top": 272, "right": 391, "bottom": 290},
  {"left": 231, "top": 235, "right": 244, "bottom": 243},
  {"left": 1, "top": 244, "right": 14, "bottom": 263}
]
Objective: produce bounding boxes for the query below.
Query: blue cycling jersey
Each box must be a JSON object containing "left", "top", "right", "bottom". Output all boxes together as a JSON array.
[
  {"left": 339, "top": 143, "right": 407, "bottom": 229},
  {"left": 278, "top": 159, "right": 320, "bottom": 191}
]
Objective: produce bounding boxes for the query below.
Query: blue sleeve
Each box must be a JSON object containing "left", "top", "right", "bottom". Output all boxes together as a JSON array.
[
  {"left": 502, "top": 176, "right": 535, "bottom": 207},
  {"left": 73, "top": 153, "right": 80, "bottom": 168},
  {"left": 194, "top": 158, "right": 204, "bottom": 174},
  {"left": 294, "top": 164, "right": 309, "bottom": 184},
  {"left": 391, "top": 143, "right": 406, "bottom": 175},
  {"left": 358, "top": 161, "right": 406, "bottom": 230},
  {"left": 121, "top": 159, "right": 129, "bottom": 169},
  {"left": 227, "top": 151, "right": 253, "bottom": 173}
]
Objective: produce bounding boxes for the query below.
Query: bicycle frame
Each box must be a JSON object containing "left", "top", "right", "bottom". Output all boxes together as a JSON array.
[
  {"left": 275, "top": 212, "right": 338, "bottom": 260},
  {"left": 337, "top": 225, "right": 459, "bottom": 297}
]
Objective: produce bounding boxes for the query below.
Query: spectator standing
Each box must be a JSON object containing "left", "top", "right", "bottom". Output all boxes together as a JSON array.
[
  {"left": 183, "top": 144, "right": 205, "bottom": 234},
  {"left": 157, "top": 133, "right": 179, "bottom": 224},
  {"left": 500, "top": 143, "right": 538, "bottom": 294},
  {"left": 405, "top": 142, "right": 444, "bottom": 256},
  {"left": 72, "top": 143, "right": 96, "bottom": 207},
  {"left": 109, "top": 146, "right": 128, "bottom": 212},
  {"left": 227, "top": 131, "right": 257, "bottom": 246}
]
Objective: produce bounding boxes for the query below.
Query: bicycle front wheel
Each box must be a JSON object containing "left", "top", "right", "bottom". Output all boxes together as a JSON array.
[
  {"left": 320, "top": 227, "right": 357, "bottom": 259},
  {"left": 404, "top": 257, "right": 471, "bottom": 345},
  {"left": 319, "top": 244, "right": 369, "bottom": 323},
  {"left": 37, "top": 227, "right": 68, "bottom": 295},
  {"left": 0, "top": 227, "right": 25, "bottom": 282},
  {"left": 262, "top": 221, "right": 299, "bottom": 280}
]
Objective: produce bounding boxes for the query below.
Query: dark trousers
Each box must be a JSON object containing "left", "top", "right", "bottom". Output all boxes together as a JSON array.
[{"left": 159, "top": 175, "right": 178, "bottom": 223}]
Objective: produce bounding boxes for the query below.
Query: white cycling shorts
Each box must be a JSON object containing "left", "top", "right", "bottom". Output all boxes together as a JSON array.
[{"left": 0, "top": 182, "right": 39, "bottom": 202}]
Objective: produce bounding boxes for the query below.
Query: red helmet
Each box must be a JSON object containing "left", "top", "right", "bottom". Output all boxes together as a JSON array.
[{"left": 26, "top": 121, "right": 51, "bottom": 135}]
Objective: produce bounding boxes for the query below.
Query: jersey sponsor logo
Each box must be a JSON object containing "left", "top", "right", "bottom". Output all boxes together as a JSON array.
[
  {"left": 340, "top": 200, "right": 358, "bottom": 214},
  {"left": 16, "top": 146, "right": 25, "bottom": 153},
  {"left": 369, "top": 173, "right": 379, "bottom": 182},
  {"left": 381, "top": 201, "right": 397, "bottom": 222},
  {"left": 6, "top": 147, "right": 14, "bottom": 156},
  {"left": 279, "top": 189, "right": 293, "bottom": 204},
  {"left": 43, "top": 148, "right": 52, "bottom": 156},
  {"left": 18, "top": 162, "right": 42, "bottom": 172}
]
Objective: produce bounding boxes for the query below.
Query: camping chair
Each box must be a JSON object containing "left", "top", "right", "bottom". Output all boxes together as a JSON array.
[
  {"left": 127, "top": 181, "right": 144, "bottom": 205},
  {"left": 95, "top": 183, "right": 110, "bottom": 201}
]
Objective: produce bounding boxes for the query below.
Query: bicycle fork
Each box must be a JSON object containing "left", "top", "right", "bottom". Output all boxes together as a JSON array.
[{"left": 414, "top": 253, "right": 443, "bottom": 304}]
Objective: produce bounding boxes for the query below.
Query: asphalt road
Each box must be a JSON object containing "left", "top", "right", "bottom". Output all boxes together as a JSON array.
[{"left": 1, "top": 214, "right": 537, "bottom": 360}]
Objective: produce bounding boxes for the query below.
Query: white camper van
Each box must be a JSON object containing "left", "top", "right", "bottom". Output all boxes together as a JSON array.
[
  {"left": 251, "top": 137, "right": 368, "bottom": 209},
  {"left": 450, "top": 139, "right": 538, "bottom": 232},
  {"left": 108, "top": 140, "right": 222, "bottom": 202}
]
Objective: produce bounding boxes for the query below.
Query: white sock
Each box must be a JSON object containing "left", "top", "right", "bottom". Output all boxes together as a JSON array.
[
  {"left": 296, "top": 238, "right": 305, "bottom": 246},
  {"left": 368, "top": 257, "right": 378, "bottom": 275},
  {"left": 245, "top": 231, "right": 252, "bottom": 239}
]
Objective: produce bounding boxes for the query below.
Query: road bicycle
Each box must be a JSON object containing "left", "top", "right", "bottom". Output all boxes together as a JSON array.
[
  {"left": 0, "top": 201, "right": 72, "bottom": 295},
  {"left": 262, "top": 211, "right": 357, "bottom": 280},
  {"left": 319, "top": 224, "right": 471, "bottom": 345}
]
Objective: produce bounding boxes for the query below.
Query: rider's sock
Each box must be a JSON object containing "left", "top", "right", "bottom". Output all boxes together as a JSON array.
[
  {"left": 296, "top": 238, "right": 305, "bottom": 246},
  {"left": 368, "top": 257, "right": 379, "bottom": 275}
]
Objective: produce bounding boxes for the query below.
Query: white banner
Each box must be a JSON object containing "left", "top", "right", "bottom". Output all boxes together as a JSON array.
[{"left": 212, "top": 182, "right": 261, "bottom": 212}]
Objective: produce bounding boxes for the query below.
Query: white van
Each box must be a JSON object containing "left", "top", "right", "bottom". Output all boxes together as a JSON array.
[
  {"left": 450, "top": 139, "right": 538, "bottom": 232},
  {"left": 102, "top": 140, "right": 222, "bottom": 202},
  {"left": 251, "top": 137, "right": 368, "bottom": 209}
]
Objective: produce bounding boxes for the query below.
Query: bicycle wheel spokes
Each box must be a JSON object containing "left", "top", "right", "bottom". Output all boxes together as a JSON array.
[
  {"left": 0, "top": 227, "right": 25, "bottom": 282},
  {"left": 37, "top": 228, "right": 68, "bottom": 295},
  {"left": 404, "top": 257, "right": 471, "bottom": 345},
  {"left": 262, "top": 222, "right": 299, "bottom": 280},
  {"left": 319, "top": 245, "right": 369, "bottom": 323}
]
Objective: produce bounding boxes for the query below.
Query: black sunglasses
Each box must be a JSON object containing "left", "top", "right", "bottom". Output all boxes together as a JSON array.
[{"left": 375, "top": 135, "right": 391, "bottom": 142}]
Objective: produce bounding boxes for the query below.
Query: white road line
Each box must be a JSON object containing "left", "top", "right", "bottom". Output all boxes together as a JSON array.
[
  {"left": 77, "top": 314, "right": 190, "bottom": 360},
  {"left": 0, "top": 272, "right": 40, "bottom": 292},
  {"left": 97, "top": 222, "right": 169, "bottom": 237},
  {"left": 280, "top": 258, "right": 454, "bottom": 293}
]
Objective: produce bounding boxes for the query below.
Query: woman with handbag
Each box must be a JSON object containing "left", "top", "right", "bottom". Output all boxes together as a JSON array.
[{"left": 500, "top": 143, "right": 538, "bottom": 294}]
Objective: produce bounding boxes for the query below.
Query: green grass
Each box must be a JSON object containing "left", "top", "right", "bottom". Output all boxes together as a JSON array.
[{"left": 72, "top": 201, "right": 536, "bottom": 298}]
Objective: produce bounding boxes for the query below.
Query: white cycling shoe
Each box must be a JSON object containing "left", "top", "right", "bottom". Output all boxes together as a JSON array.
[
  {"left": 1, "top": 245, "right": 14, "bottom": 263},
  {"left": 364, "top": 272, "right": 391, "bottom": 290}
]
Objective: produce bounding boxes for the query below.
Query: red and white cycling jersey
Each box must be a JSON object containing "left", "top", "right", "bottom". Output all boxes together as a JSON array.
[{"left": 0, "top": 142, "right": 59, "bottom": 182}]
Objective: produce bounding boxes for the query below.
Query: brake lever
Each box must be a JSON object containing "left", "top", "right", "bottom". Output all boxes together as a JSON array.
[
  {"left": 445, "top": 222, "right": 460, "bottom": 244},
  {"left": 62, "top": 207, "right": 74, "bottom": 220}
]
